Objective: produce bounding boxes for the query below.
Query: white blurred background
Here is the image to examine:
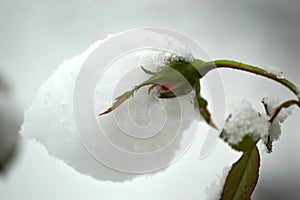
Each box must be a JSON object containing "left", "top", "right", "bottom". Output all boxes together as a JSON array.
[{"left": 0, "top": 0, "right": 299, "bottom": 199}]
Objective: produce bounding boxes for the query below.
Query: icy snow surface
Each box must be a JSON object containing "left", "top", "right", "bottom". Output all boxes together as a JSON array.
[{"left": 20, "top": 30, "right": 201, "bottom": 181}]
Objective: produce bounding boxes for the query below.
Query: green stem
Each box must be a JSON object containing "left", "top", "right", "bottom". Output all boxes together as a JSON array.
[
  {"left": 269, "top": 99, "right": 300, "bottom": 123},
  {"left": 198, "top": 60, "right": 300, "bottom": 99}
]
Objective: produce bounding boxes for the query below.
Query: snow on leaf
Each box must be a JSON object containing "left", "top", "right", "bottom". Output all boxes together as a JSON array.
[
  {"left": 222, "top": 100, "right": 270, "bottom": 145},
  {"left": 221, "top": 133, "right": 257, "bottom": 152},
  {"left": 221, "top": 145, "right": 260, "bottom": 200}
]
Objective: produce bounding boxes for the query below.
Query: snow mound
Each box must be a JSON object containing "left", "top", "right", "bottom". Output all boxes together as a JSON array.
[{"left": 20, "top": 30, "right": 200, "bottom": 181}]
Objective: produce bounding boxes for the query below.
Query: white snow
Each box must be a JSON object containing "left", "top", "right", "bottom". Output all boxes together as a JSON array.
[
  {"left": 262, "top": 96, "right": 292, "bottom": 123},
  {"left": 261, "top": 96, "right": 292, "bottom": 142},
  {"left": 265, "top": 66, "right": 285, "bottom": 79},
  {"left": 223, "top": 100, "right": 270, "bottom": 145},
  {"left": 94, "top": 49, "right": 198, "bottom": 154},
  {"left": 268, "top": 118, "right": 282, "bottom": 142},
  {"left": 206, "top": 166, "right": 231, "bottom": 200},
  {"left": 20, "top": 40, "right": 137, "bottom": 182},
  {"left": 20, "top": 31, "right": 199, "bottom": 181}
]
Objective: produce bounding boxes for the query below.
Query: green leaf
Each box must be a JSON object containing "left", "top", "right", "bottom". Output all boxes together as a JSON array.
[
  {"left": 261, "top": 100, "right": 273, "bottom": 153},
  {"left": 147, "top": 84, "right": 159, "bottom": 94},
  {"left": 221, "top": 146, "right": 260, "bottom": 200},
  {"left": 99, "top": 89, "right": 137, "bottom": 115},
  {"left": 193, "top": 81, "right": 218, "bottom": 129},
  {"left": 99, "top": 60, "right": 201, "bottom": 116},
  {"left": 140, "top": 66, "right": 157, "bottom": 75}
]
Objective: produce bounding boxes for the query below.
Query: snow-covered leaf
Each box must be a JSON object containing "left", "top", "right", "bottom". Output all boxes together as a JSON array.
[
  {"left": 221, "top": 100, "right": 270, "bottom": 146},
  {"left": 221, "top": 133, "right": 257, "bottom": 152}
]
